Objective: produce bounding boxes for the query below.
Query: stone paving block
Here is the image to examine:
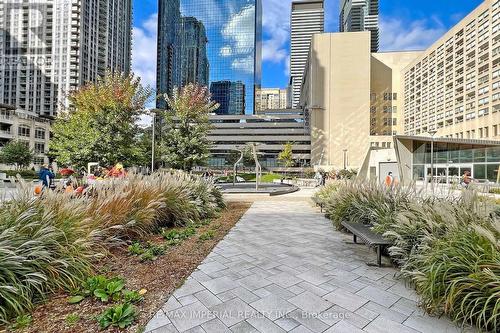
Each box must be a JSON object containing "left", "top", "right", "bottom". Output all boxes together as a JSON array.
[
  {"left": 174, "top": 279, "right": 206, "bottom": 299},
  {"left": 198, "top": 261, "right": 228, "bottom": 275},
  {"left": 356, "top": 286, "right": 401, "bottom": 308},
  {"left": 323, "top": 320, "right": 365, "bottom": 333},
  {"left": 274, "top": 317, "right": 301, "bottom": 331},
  {"left": 359, "top": 301, "right": 409, "bottom": 323},
  {"left": 167, "top": 301, "right": 212, "bottom": 332},
  {"left": 265, "top": 283, "right": 297, "bottom": 300},
  {"left": 287, "top": 309, "right": 330, "bottom": 332},
  {"left": 246, "top": 317, "right": 286, "bottom": 333},
  {"left": 201, "top": 318, "right": 232, "bottom": 333},
  {"left": 390, "top": 298, "right": 418, "bottom": 317},
  {"left": 150, "top": 324, "right": 179, "bottom": 333},
  {"left": 297, "top": 269, "right": 331, "bottom": 286},
  {"left": 253, "top": 287, "right": 272, "bottom": 298},
  {"left": 237, "top": 274, "right": 273, "bottom": 290},
  {"left": 250, "top": 295, "right": 297, "bottom": 321},
  {"left": 145, "top": 308, "right": 172, "bottom": 332},
  {"left": 178, "top": 294, "right": 198, "bottom": 306},
  {"left": 267, "top": 271, "right": 303, "bottom": 288},
  {"left": 297, "top": 281, "right": 330, "bottom": 297},
  {"left": 319, "top": 305, "right": 369, "bottom": 329},
  {"left": 288, "top": 284, "right": 306, "bottom": 295},
  {"left": 324, "top": 288, "right": 369, "bottom": 312},
  {"left": 289, "top": 325, "right": 315, "bottom": 333},
  {"left": 201, "top": 276, "right": 239, "bottom": 294},
  {"left": 364, "top": 316, "right": 420, "bottom": 333},
  {"left": 230, "top": 321, "right": 259, "bottom": 333},
  {"left": 183, "top": 326, "right": 205, "bottom": 333},
  {"left": 231, "top": 287, "right": 260, "bottom": 303},
  {"left": 210, "top": 297, "right": 258, "bottom": 327},
  {"left": 217, "top": 290, "right": 238, "bottom": 302},
  {"left": 194, "top": 290, "right": 222, "bottom": 308},
  {"left": 403, "top": 312, "right": 463, "bottom": 333},
  {"left": 289, "top": 291, "right": 333, "bottom": 314},
  {"left": 386, "top": 283, "right": 419, "bottom": 302},
  {"left": 162, "top": 296, "right": 182, "bottom": 313}
]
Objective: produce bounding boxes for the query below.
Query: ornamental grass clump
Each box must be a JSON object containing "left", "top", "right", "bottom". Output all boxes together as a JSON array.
[
  {"left": 0, "top": 171, "right": 224, "bottom": 325},
  {"left": 318, "top": 180, "right": 500, "bottom": 332}
]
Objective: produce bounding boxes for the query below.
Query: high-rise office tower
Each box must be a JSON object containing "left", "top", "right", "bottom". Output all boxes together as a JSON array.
[
  {"left": 157, "top": 0, "right": 262, "bottom": 114},
  {"left": 180, "top": 17, "right": 209, "bottom": 88},
  {"left": 210, "top": 81, "right": 245, "bottom": 115},
  {"left": 290, "top": 0, "right": 324, "bottom": 108},
  {"left": 0, "top": 0, "right": 132, "bottom": 116},
  {"left": 339, "top": 0, "right": 379, "bottom": 52}
]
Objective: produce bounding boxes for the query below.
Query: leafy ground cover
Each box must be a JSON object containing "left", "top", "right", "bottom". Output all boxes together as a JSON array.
[{"left": 314, "top": 182, "right": 500, "bottom": 332}]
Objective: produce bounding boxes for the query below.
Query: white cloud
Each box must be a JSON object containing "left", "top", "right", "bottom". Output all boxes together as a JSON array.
[
  {"left": 380, "top": 17, "right": 446, "bottom": 51},
  {"left": 262, "top": 0, "right": 290, "bottom": 64},
  {"left": 220, "top": 46, "right": 233, "bottom": 57},
  {"left": 131, "top": 13, "right": 158, "bottom": 90},
  {"left": 232, "top": 56, "right": 254, "bottom": 73},
  {"left": 222, "top": 5, "right": 255, "bottom": 55}
]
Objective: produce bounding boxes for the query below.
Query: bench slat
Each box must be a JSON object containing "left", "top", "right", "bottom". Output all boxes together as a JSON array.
[{"left": 341, "top": 221, "right": 391, "bottom": 246}]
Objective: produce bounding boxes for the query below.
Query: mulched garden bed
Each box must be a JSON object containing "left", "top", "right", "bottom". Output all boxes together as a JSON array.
[{"left": 10, "top": 202, "right": 251, "bottom": 333}]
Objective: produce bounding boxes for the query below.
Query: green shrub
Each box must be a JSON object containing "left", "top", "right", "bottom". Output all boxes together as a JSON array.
[
  {"left": 318, "top": 181, "right": 500, "bottom": 332},
  {"left": 0, "top": 171, "right": 225, "bottom": 324},
  {"left": 10, "top": 314, "right": 31, "bottom": 330},
  {"left": 199, "top": 230, "right": 216, "bottom": 241},
  {"left": 97, "top": 303, "right": 136, "bottom": 329},
  {"left": 65, "top": 313, "right": 80, "bottom": 326}
]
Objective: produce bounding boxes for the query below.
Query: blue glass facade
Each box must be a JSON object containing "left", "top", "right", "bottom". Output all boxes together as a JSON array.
[
  {"left": 157, "top": 0, "right": 262, "bottom": 114},
  {"left": 210, "top": 81, "right": 245, "bottom": 115}
]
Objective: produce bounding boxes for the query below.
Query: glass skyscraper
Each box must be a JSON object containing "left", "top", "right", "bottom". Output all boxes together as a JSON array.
[{"left": 157, "top": 0, "right": 262, "bottom": 114}]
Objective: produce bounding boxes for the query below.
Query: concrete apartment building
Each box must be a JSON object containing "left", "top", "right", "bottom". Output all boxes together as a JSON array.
[
  {"left": 290, "top": 0, "right": 324, "bottom": 108},
  {"left": 0, "top": 0, "right": 132, "bottom": 116},
  {"left": 301, "top": 32, "right": 421, "bottom": 170},
  {"left": 300, "top": 0, "right": 500, "bottom": 183},
  {"left": 255, "top": 88, "right": 288, "bottom": 112},
  {"left": 403, "top": 0, "right": 500, "bottom": 141},
  {"left": 0, "top": 103, "right": 51, "bottom": 167},
  {"left": 339, "top": 0, "right": 379, "bottom": 52}
]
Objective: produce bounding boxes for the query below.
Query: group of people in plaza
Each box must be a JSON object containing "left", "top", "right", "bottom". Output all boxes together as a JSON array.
[{"left": 35, "top": 163, "right": 128, "bottom": 196}]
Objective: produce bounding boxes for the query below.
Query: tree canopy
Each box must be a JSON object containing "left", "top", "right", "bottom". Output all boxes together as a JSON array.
[
  {"left": 160, "top": 84, "right": 219, "bottom": 171},
  {"left": 49, "top": 72, "right": 152, "bottom": 168},
  {"left": 278, "top": 142, "right": 295, "bottom": 168},
  {"left": 0, "top": 141, "right": 34, "bottom": 169}
]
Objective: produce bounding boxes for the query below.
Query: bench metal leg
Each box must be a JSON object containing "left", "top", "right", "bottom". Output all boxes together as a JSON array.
[
  {"left": 377, "top": 245, "right": 382, "bottom": 267},
  {"left": 353, "top": 234, "right": 357, "bottom": 244}
]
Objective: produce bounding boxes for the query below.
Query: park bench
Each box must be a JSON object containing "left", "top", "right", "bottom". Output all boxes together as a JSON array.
[
  {"left": 341, "top": 220, "right": 392, "bottom": 267},
  {"left": 312, "top": 196, "right": 324, "bottom": 213}
]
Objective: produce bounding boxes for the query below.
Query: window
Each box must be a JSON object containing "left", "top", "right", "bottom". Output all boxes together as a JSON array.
[
  {"left": 33, "top": 157, "right": 45, "bottom": 166},
  {"left": 18, "top": 125, "right": 30, "bottom": 137},
  {"left": 34, "top": 142, "right": 45, "bottom": 154},
  {"left": 35, "top": 127, "right": 45, "bottom": 139},
  {"left": 393, "top": 93, "right": 397, "bottom": 100}
]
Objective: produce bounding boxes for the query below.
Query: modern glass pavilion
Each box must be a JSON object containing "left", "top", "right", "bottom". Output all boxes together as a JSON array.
[{"left": 394, "top": 136, "right": 500, "bottom": 183}]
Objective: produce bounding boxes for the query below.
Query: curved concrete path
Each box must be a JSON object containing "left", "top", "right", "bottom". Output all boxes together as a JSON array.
[{"left": 145, "top": 200, "right": 469, "bottom": 333}]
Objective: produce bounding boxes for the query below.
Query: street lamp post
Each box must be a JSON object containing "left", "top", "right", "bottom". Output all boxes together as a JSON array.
[
  {"left": 343, "top": 149, "right": 348, "bottom": 170},
  {"left": 151, "top": 112, "right": 156, "bottom": 173},
  {"left": 428, "top": 129, "right": 438, "bottom": 192}
]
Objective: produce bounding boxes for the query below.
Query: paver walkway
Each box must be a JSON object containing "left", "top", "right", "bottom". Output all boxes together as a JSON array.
[{"left": 145, "top": 200, "right": 467, "bottom": 333}]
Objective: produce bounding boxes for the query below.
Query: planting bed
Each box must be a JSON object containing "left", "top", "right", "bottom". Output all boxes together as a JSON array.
[{"left": 11, "top": 202, "right": 250, "bottom": 333}]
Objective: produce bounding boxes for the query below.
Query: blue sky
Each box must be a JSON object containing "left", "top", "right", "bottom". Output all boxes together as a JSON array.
[{"left": 132, "top": 0, "right": 483, "bottom": 90}]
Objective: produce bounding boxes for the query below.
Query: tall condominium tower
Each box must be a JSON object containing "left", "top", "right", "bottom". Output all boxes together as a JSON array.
[
  {"left": 339, "top": 0, "right": 379, "bottom": 52},
  {"left": 157, "top": 0, "right": 262, "bottom": 114},
  {"left": 210, "top": 81, "right": 245, "bottom": 115},
  {"left": 290, "top": 0, "right": 324, "bottom": 108},
  {"left": 0, "top": 0, "right": 132, "bottom": 117}
]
